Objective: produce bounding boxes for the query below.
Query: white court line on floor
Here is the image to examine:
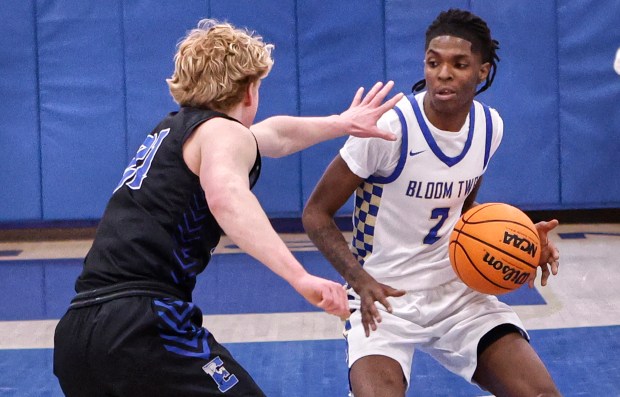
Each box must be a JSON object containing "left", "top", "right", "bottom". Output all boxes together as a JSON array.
[
  {"left": 2, "top": 298, "right": 619, "bottom": 350},
  {"left": 2, "top": 224, "right": 619, "bottom": 349}
]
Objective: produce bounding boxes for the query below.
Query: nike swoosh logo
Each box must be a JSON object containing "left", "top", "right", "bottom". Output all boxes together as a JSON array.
[{"left": 409, "top": 150, "right": 425, "bottom": 157}]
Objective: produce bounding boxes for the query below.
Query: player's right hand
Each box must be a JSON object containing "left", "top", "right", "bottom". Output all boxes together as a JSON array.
[
  {"left": 531, "top": 219, "right": 560, "bottom": 288},
  {"left": 354, "top": 274, "right": 406, "bottom": 337},
  {"left": 291, "top": 273, "right": 349, "bottom": 319}
]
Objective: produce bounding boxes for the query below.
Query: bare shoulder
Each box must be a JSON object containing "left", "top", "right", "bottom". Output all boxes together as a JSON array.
[
  {"left": 193, "top": 117, "right": 252, "bottom": 142},
  {"left": 184, "top": 116, "right": 255, "bottom": 174}
]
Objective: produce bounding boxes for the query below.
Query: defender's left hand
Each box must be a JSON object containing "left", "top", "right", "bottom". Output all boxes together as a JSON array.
[
  {"left": 529, "top": 219, "right": 560, "bottom": 288},
  {"left": 340, "top": 81, "right": 403, "bottom": 141}
]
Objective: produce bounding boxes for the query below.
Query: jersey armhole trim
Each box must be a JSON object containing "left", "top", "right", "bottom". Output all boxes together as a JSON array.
[
  {"left": 367, "top": 104, "right": 408, "bottom": 184},
  {"left": 482, "top": 104, "right": 493, "bottom": 169}
]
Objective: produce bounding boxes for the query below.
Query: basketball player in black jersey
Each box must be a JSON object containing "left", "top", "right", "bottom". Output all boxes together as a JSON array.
[{"left": 53, "top": 19, "right": 402, "bottom": 396}]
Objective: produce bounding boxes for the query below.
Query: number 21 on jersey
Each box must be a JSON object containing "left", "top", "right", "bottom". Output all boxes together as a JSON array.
[{"left": 114, "top": 128, "right": 170, "bottom": 192}]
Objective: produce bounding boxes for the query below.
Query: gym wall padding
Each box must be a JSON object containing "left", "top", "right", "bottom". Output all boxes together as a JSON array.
[
  {"left": 298, "top": 0, "right": 386, "bottom": 214},
  {"left": 470, "top": 0, "right": 562, "bottom": 209},
  {"left": 0, "top": 0, "right": 41, "bottom": 221},
  {"left": 0, "top": 1, "right": 619, "bottom": 224},
  {"left": 37, "top": 1, "right": 127, "bottom": 219},
  {"left": 557, "top": 0, "right": 620, "bottom": 207}
]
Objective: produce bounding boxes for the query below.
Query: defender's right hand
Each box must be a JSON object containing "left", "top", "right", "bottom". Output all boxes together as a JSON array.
[{"left": 291, "top": 273, "right": 349, "bottom": 319}]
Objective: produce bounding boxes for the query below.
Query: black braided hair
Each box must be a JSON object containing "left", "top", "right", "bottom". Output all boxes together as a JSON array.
[{"left": 412, "top": 8, "right": 500, "bottom": 95}]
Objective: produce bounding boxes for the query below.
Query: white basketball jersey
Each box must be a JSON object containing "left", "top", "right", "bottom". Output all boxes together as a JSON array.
[{"left": 340, "top": 92, "right": 503, "bottom": 290}]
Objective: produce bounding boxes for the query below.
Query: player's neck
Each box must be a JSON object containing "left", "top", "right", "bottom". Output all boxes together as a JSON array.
[
  {"left": 423, "top": 98, "right": 471, "bottom": 132},
  {"left": 223, "top": 103, "right": 254, "bottom": 127}
]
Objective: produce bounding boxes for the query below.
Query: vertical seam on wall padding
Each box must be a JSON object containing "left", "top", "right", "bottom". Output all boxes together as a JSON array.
[
  {"left": 294, "top": 0, "right": 303, "bottom": 211},
  {"left": 381, "top": 0, "right": 387, "bottom": 80},
  {"left": 42, "top": 261, "right": 47, "bottom": 317},
  {"left": 34, "top": 0, "right": 43, "bottom": 220},
  {"left": 119, "top": 0, "right": 129, "bottom": 162},
  {"left": 554, "top": 0, "right": 563, "bottom": 205},
  {"left": 294, "top": 0, "right": 301, "bottom": 116}
]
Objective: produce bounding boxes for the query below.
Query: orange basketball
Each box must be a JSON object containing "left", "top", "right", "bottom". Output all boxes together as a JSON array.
[{"left": 449, "top": 203, "right": 541, "bottom": 295}]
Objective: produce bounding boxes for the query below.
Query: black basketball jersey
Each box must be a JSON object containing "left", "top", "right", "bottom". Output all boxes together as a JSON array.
[{"left": 75, "top": 107, "right": 261, "bottom": 300}]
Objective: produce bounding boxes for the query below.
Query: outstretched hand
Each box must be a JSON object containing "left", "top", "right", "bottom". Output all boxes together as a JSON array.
[
  {"left": 354, "top": 273, "right": 406, "bottom": 337},
  {"left": 529, "top": 219, "right": 560, "bottom": 288},
  {"left": 340, "top": 81, "right": 404, "bottom": 141}
]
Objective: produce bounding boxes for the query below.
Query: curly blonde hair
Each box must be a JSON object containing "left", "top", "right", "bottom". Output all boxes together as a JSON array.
[{"left": 166, "top": 19, "right": 274, "bottom": 111}]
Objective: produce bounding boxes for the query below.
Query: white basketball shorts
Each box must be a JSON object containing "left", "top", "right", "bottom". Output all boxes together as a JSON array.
[{"left": 344, "top": 278, "right": 528, "bottom": 388}]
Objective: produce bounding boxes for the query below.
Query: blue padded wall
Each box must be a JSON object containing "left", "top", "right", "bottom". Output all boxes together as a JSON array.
[
  {"left": 470, "top": 0, "right": 561, "bottom": 209},
  {"left": 557, "top": 0, "right": 620, "bottom": 208},
  {"left": 37, "top": 0, "right": 126, "bottom": 219},
  {"left": 0, "top": 0, "right": 41, "bottom": 220},
  {"left": 0, "top": 0, "right": 619, "bottom": 224},
  {"left": 298, "top": 0, "right": 386, "bottom": 213}
]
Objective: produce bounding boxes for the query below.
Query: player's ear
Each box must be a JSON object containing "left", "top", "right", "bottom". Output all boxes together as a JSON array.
[
  {"left": 243, "top": 80, "right": 259, "bottom": 107},
  {"left": 478, "top": 62, "right": 490, "bottom": 84}
]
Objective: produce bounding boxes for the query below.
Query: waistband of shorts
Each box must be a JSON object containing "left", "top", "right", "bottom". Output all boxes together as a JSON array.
[
  {"left": 70, "top": 280, "right": 189, "bottom": 309},
  {"left": 367, "top": 270, "right": 458, "bottom": 292}
]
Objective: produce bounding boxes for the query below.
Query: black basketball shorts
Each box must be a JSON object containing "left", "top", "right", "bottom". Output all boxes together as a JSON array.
[{"left": 53, "top": 296, "right": 266, "bottom": 396}]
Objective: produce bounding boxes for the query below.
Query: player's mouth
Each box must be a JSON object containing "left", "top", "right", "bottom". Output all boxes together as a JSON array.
[{"left": 434, "top": 87, "right": 457, "bottom": 101}]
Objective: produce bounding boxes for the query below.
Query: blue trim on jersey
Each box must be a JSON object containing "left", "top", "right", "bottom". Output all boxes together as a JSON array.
[
  {"left": 408, "top": 94, "right": 475, "bottom": 167},
  {"left": 367, "top": 104, "right": 409, "bottom": 184},
  {"left": 171, "top": 191, "right": 210, "bottom": 287},
  {"left": 482, "top": 104, "right": 493, "bottom": 169}
]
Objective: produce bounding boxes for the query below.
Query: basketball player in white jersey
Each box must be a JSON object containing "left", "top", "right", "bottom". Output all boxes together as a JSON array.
[{"left": 303, "top": 9, "right": 562, "bottom": 397}]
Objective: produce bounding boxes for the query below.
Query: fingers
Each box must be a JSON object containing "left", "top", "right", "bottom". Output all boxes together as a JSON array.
[
  {"left": 536, "top": 219, "right": 559, "bottom": 237},
  {"left": 550, "top": 257, "right": 560, "bottom": 276},
  {"left": 350, "top": 86, "right": 364, "bottom": 108},
  {"left": 379, "top": 92, "right": 404, "bottom": 112},
  {"left": 530, "top": 249, "right": 560, "bottom": 289},
  {"left": 367, "top": 127, "right": 397, "bottom": 141},
  {"left": 550, "top": 243, "right": 560, "bottom": 262},
  {"left": 361, "top": 300, "right": 382, "bottom": 337},
  {"left": 546, "top": 219, "right": 560, "bottom": 230},
  {"left": 359, "top": 81, "right": 386, "bottom": 106},
  {"left": 377, "top": 297, "right": 393, "bottom": 314},
  {"left": 380, "top": 288, "right": 406, "bottom": 312},
  {"left": 317, "top": 282, "right": 349, "bottom": 318},
  {"left": 357, "top": 81, "right": 400, "bottom": 108},
  {"left": 359, "top": 287, "right": 406, "bottom": 337},
  {"left": 369, "top": 81, "right": 396, "bottom": 106},
  {"left": 540, "top": 263, "right": 551, "bottom": 286}
]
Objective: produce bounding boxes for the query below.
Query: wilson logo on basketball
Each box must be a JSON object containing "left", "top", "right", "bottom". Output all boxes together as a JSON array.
[
  {"left": 482, "top": 252, "right": 531, "bottom": 285},
  {"left": 502, "top": 231, "right": 538, "bottom": 258}
]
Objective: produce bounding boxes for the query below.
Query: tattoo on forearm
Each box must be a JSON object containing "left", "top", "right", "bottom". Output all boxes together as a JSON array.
[{"left": 307, "top": 226, "right": 362, "bottom": 284}]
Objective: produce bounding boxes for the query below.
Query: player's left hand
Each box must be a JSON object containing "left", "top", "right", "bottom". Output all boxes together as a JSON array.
[
  {"left": 529, "top": 219, "right": 560, "bottom": 288},
  {"left": 339, "top": 81, "right": 403, "bottom": 141}
]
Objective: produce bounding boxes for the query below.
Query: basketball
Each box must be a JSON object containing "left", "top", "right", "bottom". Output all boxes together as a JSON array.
[{"left": 449, "top": 203, "right": 541, "bottom": 295}]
